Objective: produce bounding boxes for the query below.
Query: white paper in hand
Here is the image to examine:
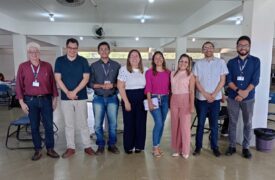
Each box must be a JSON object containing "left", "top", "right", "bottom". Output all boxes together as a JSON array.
[{"left": 143, "top": 97, "right": 159, "bottom": 111}]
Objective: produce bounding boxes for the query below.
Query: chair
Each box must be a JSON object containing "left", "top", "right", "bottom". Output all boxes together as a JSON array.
[
  {"left": 267, "top": 92, "right": 275, "bottom": 122},
  {"left": 5, "top": 116, "right": 59, "bottom": 150},
  {"left": 191, "top": 106, "right": 228, "bottom": 136},
  {"left": 0, "top": 84, "right": 11, "bottom": 106},
  {"left": 5, "top": 116, "right": 33, "bottom": 150}
]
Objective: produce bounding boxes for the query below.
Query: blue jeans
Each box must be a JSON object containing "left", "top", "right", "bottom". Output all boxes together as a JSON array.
[
  {"left": 93, "top": 94, "right": 119, "bottom": 147},
  {"left": 195, "top": 99, "right": 220, "bottom": 150},
  {"left": 24, "top": 95, "right": 54, "bottom": 151},
  {"left": 150, "top": 95, "right": 169, "bottom": 147}
]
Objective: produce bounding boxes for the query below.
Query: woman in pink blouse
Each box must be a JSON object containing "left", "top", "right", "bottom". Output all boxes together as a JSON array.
[
  {"left": 145, "top": 51, "right": 170, "bottom": 157},
  {"left": 170, "top": 54, "right": 195, "bottom": 159}
]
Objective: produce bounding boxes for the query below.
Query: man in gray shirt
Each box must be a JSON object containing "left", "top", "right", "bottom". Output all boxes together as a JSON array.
[{"left": 89, "top": 41, "right": 121, "bottom": 155}]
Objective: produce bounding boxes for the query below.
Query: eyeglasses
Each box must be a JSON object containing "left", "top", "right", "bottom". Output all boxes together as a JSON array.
[
  {"left": 67, "top": 46, "right": 78, "bottom": 50},
  {"left": 203, "top": 47, "right": 214, "bottom": 51},
  {"left": 28, "top": 51, "right": 39, "bottom": 55},
  {"left": 237, "top": 44, "right": 250, "bottom": 48}
]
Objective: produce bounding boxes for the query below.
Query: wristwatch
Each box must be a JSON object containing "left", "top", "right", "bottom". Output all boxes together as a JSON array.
[{"left": 235, "top": 88, "right": 239, "bottom": 93}]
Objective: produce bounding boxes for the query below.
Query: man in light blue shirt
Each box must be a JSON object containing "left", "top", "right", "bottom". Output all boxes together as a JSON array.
[{"left": 192, "top": 41, "right": 228, "bottom": 157}]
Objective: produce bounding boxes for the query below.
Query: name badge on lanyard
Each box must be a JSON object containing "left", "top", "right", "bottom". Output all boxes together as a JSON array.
[
  {"left": 238, "top": 59, "right": 247, "bottom": 82},
  {"left": 31, "top": 64, "right": 40, "bottom": 87},
  {"left": 237, "top": 76, "right": 244, "bottom": 81}
]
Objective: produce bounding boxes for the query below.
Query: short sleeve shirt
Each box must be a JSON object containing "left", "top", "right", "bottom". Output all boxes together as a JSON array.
[
  {"left": 117, "top": 66, "right": 148, "bottom": 90},
  {"left": 54, "top": 55, "right": 89, "bottom": 100},
  {"left": 193, "top": 57, "right": 228, "bottom": 100}
]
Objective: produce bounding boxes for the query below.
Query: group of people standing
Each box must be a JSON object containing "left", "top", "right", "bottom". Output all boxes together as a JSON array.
[{"left": 15, "top": 35, "right": 260, "bottom": 161}]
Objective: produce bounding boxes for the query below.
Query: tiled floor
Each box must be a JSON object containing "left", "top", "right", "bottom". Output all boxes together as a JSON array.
[{"left": 0, "top": 102, "right": 275, "bottom": 180}]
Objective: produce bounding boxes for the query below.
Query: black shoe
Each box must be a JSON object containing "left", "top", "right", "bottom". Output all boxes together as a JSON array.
[
  {"left": 47, "top": 149, "right": 60, "bottom": 158},
  {"left": 108, "top": 145, "right": 120, "bottom": 154},
  {"left": 192, "top": 148, "right": 201, "bottom": 156},
  {"left": 225, "top": 147, "right": 236, "bottom": 156},
  {"left": 32, "top": 150, "right": 42, "bottom": 161},
  {"left": 135, "top": 149, "right": 142, "bottom": 153},
  {"left": 242, "top": 149, "right": 252, "bottom": 159},
  {"left": 125, "top": 150, "right": 133, "bottom": 154},
  {"left": 95, "top": 146, "right": 105, "bottom": 155},
  {"left": 213, "top": 149, "right": 221, "bottom": 157}
]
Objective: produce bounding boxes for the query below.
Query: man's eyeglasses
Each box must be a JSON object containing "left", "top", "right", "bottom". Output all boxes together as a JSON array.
[
  {"left": 237, "top": 44, "right": 250, "bottom": 48},
  {"left": 28, "top": 51, "right": 39, "bottom": 54},
  {"left": 67, "top": 46, "right": 78, "bottom": 50}
]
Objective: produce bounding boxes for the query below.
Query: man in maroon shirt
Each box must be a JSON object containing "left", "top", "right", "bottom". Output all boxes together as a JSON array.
[{"left": 16, "top": 42, "right": 60, "bottom": 161}]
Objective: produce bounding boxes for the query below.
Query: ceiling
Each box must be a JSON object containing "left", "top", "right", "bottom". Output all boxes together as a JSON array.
[{"left": 0, "top": 0, "right": 240, "bottom": 24}]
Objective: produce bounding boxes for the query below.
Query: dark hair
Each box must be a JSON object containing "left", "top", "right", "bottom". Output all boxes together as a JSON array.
[
  {"left": 202, "top": 41, "right": 215, "bottom": 49},
  {"left": 127, "top": 49, "right": 144, "bottom": 73},
  {"left": 0, "top": 73, "right": 4, "bottom": 81},
  {"left": 97, "top": 41, "right": 110, "bottom": 51},
  {"left": 173, "top": 54, "right": 192, "bottom": 77},
  {"left": 66, "top": 38, "right": 79, "bottom": 47},
  {"left": 151, "top": 51, "right": 167, "bottom": 76},
  {"left": 237, "top": 35, "right": 251, "bottom": 45}
]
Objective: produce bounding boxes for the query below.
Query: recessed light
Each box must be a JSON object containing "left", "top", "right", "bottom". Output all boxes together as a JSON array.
[
  {"left": 192, "top": 38, "right": 196, "bottom": 42},
  {"left": 80, "top": 36, "right": 84, "bottom": 40},
  {"left": 135, "top": 37, "right": 139, "bottom": 41},
  {"left": 141, "top": 18, "right": 145, "bottom": 23},
  {"left": 148, "top": 0, "right": 155, "bottom": 3},
  {"left": 49, "top": 14, "right": 55, "bottom": 22}
]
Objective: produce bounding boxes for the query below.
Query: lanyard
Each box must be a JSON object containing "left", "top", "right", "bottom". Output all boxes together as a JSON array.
[
  {"left": 238, "top": 59, "right": 248, "bottom": 74},
  {"left": 102, "top": 63, "right": 110, "bottom": 77},
  {"left": 31, "top": 64, "right": 40, "bottom": 79}
]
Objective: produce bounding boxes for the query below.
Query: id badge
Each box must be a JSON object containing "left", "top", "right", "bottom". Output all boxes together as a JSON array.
[
  {"left": 104, "top": 80, "right": 111, "bottom": 84},
  {"left": 237, "top": 76, "right": 244, "bottom": 81},
  {"left": 32, "top": 80, "right": 40, "bottom": 87}
]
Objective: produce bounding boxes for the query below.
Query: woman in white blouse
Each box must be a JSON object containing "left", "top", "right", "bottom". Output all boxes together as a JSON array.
[{"left": 117, "top": 49, "right": 148, "bottom": 154}]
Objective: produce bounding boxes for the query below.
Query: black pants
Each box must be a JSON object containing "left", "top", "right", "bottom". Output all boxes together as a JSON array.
[{"left": 122, "top": 89, "right": 147, "bottom": 151}]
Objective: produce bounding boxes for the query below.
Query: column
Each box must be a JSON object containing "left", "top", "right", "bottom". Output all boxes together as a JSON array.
[
  {"left": 12, "top": 34, "right": 27, "bottom": 76},
  {"left": 236, "top": 0, "right": 275, "bottom": 146}
]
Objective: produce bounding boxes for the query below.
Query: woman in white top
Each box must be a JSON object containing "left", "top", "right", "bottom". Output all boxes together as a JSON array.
[{"left": 117, "top": 49, "right": 148, "bottom": 154}]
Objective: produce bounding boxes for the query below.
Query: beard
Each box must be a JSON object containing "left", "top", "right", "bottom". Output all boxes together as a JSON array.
[{"left": 237, "top": 49, "right": 249, "bottom": 56}]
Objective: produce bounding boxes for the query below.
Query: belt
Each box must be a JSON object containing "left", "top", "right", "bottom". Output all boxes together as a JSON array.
[
  {"left": 25, "top": 94, "right": 51, "bottom": 98},
  {"left": 95, "top": 93, "right": 116, "bottom": 97}
]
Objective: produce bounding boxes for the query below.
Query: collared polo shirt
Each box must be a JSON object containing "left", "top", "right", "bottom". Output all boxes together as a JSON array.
[
  {"left": 54, "top": 55, "right": 90, "bottom": 100},
  {"left": 193, "top": 57, "right": 228, "bottom": 100},
  {"left": 226, "top": 55, "right": 260, "bottom": 100}
]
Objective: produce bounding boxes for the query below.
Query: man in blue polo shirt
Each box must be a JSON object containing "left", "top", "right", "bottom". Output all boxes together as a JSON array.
[
  {"left": 55, "top": 38, "right": 95, "bottom": 158},
  {"left": 225, "top": 36, "right": 260, "bottom": 159}
]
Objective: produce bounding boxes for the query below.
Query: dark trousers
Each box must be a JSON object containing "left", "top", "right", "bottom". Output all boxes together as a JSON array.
[
  {"left": 195, "top": 99, "right": 220, "bottom": 150},
  {"left": 122, "top": 89, "right": 147, "bottom": 151},
  {"left": 24, "top": 95, "right": 54, "bottom": 151}
]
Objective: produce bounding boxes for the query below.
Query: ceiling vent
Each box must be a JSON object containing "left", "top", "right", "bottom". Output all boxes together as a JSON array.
[{"left": 56, "top": 0, "right": 85, "bottom": 7}]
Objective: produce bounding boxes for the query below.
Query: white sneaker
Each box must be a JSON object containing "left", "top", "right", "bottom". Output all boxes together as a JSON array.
[
  {"left": 182, "top": 154, "right": 189, "bottom": 159},
  {"left": 172, "top": 153, "right": 179, "bottom": 157}
]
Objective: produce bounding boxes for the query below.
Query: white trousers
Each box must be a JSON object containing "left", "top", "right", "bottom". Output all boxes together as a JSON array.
[{"left": 61, "top": 100, "right": 91, "bottom": 149}]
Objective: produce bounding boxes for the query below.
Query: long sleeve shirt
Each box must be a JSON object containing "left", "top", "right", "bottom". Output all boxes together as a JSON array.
[{"left": 16, "top": 60, "right": 58, "bottom": 99}]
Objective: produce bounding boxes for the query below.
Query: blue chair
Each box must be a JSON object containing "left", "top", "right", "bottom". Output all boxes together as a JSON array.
[
  {"left": 5, "top": 116, "right": 33, "bottom": 150},
  {"left": 5, "top": 115, "right": 59, "bottom": 150},
  {"left": 0, "top": 84, "right": 11, "bottom": 107},
  {"left": 268, "top": 92, "right": 275, "bottom": 123}
]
